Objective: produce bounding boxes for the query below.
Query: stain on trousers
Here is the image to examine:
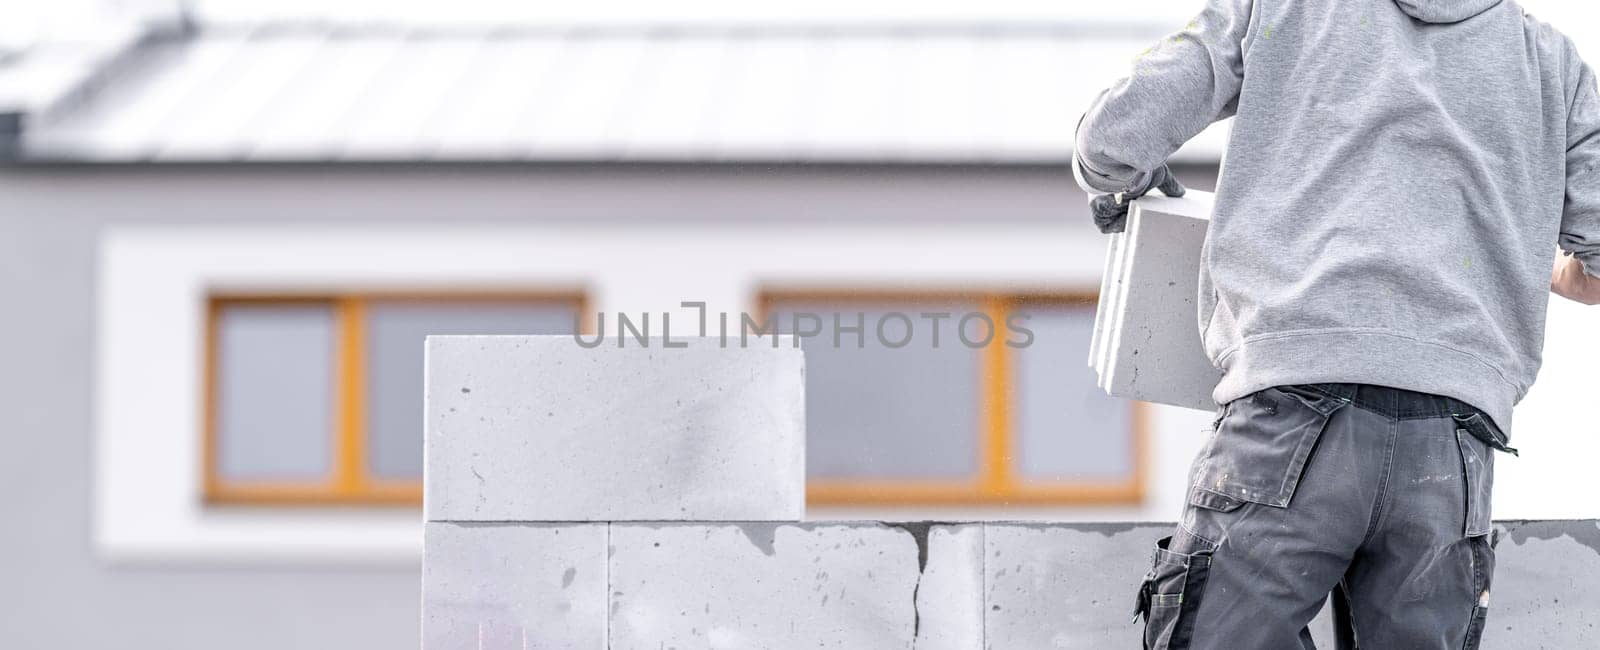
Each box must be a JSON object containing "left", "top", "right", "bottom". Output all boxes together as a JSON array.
[{"left": 1134, "top": 384, "right": 1510, "bottom": 649}]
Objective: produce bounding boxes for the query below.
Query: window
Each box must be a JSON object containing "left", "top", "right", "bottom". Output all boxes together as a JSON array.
[
  {"left": 203, "top": 293, "right": 584, "bottom": 505},
  {"left": 762, "top": 291, "right": 1144, "bottom": 505}
]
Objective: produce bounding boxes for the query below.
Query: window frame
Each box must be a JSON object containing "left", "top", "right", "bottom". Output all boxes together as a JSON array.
[
  {"left": 758, "top": 289, "right": 1146, "bottom": 506},
  {"left": 202, "top": 290, "right": 589, "bottom": 506}
]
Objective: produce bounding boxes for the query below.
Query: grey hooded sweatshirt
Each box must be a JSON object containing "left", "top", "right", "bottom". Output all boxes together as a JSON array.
[{"left": 1074, "top": 0, "right": 1600, "bottom": 437}]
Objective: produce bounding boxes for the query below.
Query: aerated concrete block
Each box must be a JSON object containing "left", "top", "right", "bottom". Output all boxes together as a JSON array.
[
  {"left": 425, "top": 336, "right": 805, "bottom": 522},
  {"left": 1087, "top": 228, "right": 1129, "bottom": 373},
  {"left": 984, "top": 523, "right": 1168, "bottom": 649},
  {"left": 1093, "top": 192, "right": 1224, "bottom": 412},
  {"left": 980, "top": 523, "right": 1422, "bottom": 648},
  {"left": 607, "top": 522, "right": 981, "bottom": 650},
  {"left": 423, "top": 522, "right": 606, "bottom": 650},
  {"left": 916, "top": 525, "right": 985, "bottom": 648}
]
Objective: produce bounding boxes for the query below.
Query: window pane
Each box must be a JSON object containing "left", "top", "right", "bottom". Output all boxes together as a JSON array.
[
  {"left": 366, "top": 302, "right": 578, "bottom": 480},
  {"left": 216, "top": 303, "right": 335, "bottom": 481},
  {"left": 1012, "top": 305, "right": 1134, "bottom": 482},
  {"left": 771, "top": 301, "right": 982, "bottom": 480}
]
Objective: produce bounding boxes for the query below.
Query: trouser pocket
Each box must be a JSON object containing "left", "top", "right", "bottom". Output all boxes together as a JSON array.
[
  {"left": 1453, "top": 418, "right": 1497, "bottom": 649},
  {"left": 1134, "top": 534, "right": 1216, "bottom": 649},
  {"left": 1190, "top": 385, "right": 1346, "bottom": 509}
]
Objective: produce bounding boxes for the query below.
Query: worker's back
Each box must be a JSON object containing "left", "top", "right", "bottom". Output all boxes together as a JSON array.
[
  {"left": 1075, "top": 0, "right": 1600, "bottom": 434},
  {"left": 1079, "top": 4, "right": 1600, "bottom": 645}
]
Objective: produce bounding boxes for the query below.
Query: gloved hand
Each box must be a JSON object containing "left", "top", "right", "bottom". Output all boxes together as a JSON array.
[{"left": 1090, "top": 164, "right": 1187, "bottom": 234}]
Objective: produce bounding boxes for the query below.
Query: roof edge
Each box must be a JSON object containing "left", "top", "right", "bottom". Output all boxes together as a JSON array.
[{"left": 0, "top": 19, "right": 189, "bottom": 159}]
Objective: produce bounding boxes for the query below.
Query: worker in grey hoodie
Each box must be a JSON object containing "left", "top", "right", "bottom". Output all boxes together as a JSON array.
[{"left": 1074, "top": 0, "right": 1600, "bottom": 648}]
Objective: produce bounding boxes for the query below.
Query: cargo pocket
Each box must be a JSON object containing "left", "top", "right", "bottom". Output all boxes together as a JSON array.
[
  {"left": 1134, "top": 534, "right": 1216, "bottom": 650},
  {"left": 1454, "top": 426, "right": 1495, "bottom": 538},
  {"left": 1454, "top": 416, "right": 1497, "bottom": 648},
  {"left": 1462, "top": 534, "right": 1495, "bottom": 649},
  {"left": 1190, "top": 386, "right": 1346, "bottom": 508}
]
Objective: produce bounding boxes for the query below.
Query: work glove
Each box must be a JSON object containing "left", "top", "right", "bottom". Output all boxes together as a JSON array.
[{"left": 1090, "top": 164, "right": 1186, "bottom": 234}]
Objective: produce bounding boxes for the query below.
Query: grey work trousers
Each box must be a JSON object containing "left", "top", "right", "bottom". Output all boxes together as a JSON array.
[{"left": 1136, "top": 384, "right": 1514, "bottom": 649}]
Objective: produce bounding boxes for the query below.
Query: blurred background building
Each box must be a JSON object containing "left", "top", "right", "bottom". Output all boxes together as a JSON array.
[{"left": 2, "top": 1, "right": 1598, "bottom": 648}]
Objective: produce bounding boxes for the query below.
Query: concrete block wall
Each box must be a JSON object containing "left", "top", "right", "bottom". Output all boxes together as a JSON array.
[{"left": 423, "top": 336, "right": 1600, "bottom": 648}]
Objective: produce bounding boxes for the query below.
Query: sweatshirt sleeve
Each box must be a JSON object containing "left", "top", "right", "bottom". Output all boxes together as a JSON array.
[
  {"left": 1561, "top": 42, "right": 1600, "bottom": 278},
  {"left": 1073, "top": 0, "right": 1255, "bottom": 195}
]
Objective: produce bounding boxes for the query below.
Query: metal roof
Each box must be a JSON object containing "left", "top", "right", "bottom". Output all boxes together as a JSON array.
[{"left": 3, "top": 22, "right": 1230, "bottom": 164}]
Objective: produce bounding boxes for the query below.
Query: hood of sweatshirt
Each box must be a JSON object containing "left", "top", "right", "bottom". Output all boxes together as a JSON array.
[{"left": 1393, "top": 0, "right": 1502, "bottom": 23}]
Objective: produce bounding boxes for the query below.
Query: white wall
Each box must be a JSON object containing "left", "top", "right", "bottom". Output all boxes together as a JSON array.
[
  {"left": 98, "top": 221, "right": 1117, "bottom": 563},
  {"left": 102, "top": 222, "right": 1600, "bottom": 536}
]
